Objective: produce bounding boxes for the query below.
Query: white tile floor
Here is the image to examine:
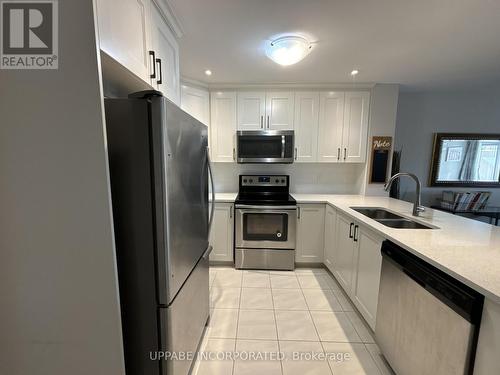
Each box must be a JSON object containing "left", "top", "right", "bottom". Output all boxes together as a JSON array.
[{"left": 193, "top": 267, "right": 394, "bottom": 375}]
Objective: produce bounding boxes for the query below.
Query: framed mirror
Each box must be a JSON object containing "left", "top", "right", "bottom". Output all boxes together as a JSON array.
[{"left": 429, "top": 133, "right": 500, "bottom": 187}]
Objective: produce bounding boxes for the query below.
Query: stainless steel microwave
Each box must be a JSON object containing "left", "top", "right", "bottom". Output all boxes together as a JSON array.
[{"left": 237, "top": 130, "right": 294, "bottom": 164}]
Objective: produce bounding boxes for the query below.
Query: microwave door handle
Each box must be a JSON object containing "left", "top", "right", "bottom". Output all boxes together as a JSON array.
[
  {"left": 207, "top": 148, "right": 215, "bottom": 235},
  {"left": 281, "top": 135, "right": 285, "bottom": 159}
]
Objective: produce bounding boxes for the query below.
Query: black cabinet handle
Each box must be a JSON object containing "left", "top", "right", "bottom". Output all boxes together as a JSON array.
[
  {"left": 156, "top": 58, "right": 162, "bottom": 85},
  {"left": 149, "top": 51, "right": 156, "bottom": 79},
  {"left": 344, "top": 148, "right": 347, "bottom": 160},
  {"left": 349, "top": 223, "right": 354, "bottom": 238},
  {"left": 353, "top": 225, "right": 359, "bottom": 242}
]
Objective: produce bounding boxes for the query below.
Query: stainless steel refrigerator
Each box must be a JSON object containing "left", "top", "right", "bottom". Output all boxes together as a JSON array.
[{"left": 104, "top": 91, "right": 214, "bottom": 375}]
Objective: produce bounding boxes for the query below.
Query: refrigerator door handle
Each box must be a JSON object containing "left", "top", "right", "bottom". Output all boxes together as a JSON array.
[{"left": 207, "top": 148, "right": 215, "bottom": 235}]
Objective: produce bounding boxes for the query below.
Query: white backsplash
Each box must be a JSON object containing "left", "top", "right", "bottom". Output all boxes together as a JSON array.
[{"left": 212, "top": 163, "right": 365, "bottom": 194}]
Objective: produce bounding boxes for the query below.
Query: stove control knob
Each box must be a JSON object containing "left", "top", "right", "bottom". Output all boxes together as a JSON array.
[
  {"left": 249, "top": 179, "right": 253, "bottom": 183},
  {"left": 281, "top": 179, "right": 285, "bottom": 183},
  {"left": 243, "top": 179, "right": 247, "bottom": 183},
  {"left": 275, "top": 179, "right": 279, "bottom": 183}
]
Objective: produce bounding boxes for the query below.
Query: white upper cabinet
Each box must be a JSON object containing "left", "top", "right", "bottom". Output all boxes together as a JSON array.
[
  {"left": 181, "top": 84, "right": 210, "bottom": 125},
  {"left": 237, "top": 92, "right": 266, "bottom": 130},
  {"left": 96, "top": 0, "right": 180, "bottom": 103},
  {"left": 294, "top": 92, "right": 319, "bottom": 162},
  {"left": 238, "top": 91, "right": 294, "bottom": 130},
  {"left": 265, "top": 92, "right": 295, "bottom": 130},
  {"left": 318, "top": 92, "right": 345, "bottom": 162},
  {"left": 149, "top": 2, "right": 180, "bottom": 104},
  {"left": 208, "top": 88, "right": 370, "bottom": 164},
  {"left": 317, "top": 91, "right": 370, "bottom": 163},
  {"left": 97, "top": 0, "right": 153, "bottom": 82},
  {"left": 210, "top": 91, "right": 237, "bottom": 162},
  {"left": 342, "top": 92, "right": 370, "bottom": 163}
]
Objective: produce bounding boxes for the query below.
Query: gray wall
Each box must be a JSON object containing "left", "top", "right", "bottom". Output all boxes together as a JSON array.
[
  {"left": 394, "top": 87, "right": 500, "bottom": 208},
  {"left": 0, "top": 1, "right": 125, "bottom": 374}
]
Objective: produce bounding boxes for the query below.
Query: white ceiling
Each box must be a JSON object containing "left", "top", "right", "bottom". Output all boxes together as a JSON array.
[{"left": 169, "top": 0, "right": 500, "bottom": 90}]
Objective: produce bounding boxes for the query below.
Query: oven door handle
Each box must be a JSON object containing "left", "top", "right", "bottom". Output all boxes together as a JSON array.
[
  {"left": 235, "top": 204, "right": 297, "bottom": 210},
  {"left": 237, "top": 209, "right": 297, "bottom": 215}
]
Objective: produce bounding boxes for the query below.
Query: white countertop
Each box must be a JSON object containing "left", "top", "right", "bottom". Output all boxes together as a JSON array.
[
  {"left": 214, "top": 192, "right": 500, "bottom": 302},
  {"left": 294, "top": 194, "right": 500, "bottom": 303}
]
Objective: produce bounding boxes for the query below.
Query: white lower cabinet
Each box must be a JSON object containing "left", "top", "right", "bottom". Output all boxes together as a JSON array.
[
  {"left": 209, "top": 203, "right": 234, "bottom": 262},
  {"left": 296, "top": 204, "right": 325, "bottom": 263},
  {"left": 351, "top": 225, "right": 383, "bottom": 330},
  {"left": 333, "top": 212, "right": 357, "bottom": 292},
  {"left": 323, "top": 205, "right": 337, "bottom": 271},
  {"left": 331, "top": 211, "right": 383, "bottom": 330}
]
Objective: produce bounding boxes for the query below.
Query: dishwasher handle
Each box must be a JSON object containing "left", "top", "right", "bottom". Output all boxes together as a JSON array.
[{"left": 381, "top": 240, "right": 484, "bottom": 324}]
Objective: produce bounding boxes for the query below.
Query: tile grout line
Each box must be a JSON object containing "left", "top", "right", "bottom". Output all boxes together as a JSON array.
[
  {"left": 296, "top": 274, "right": 334, "bottom": 375},
  {"left": 268, "top": 273, "right": 285, "bottom": 375},
  {"left": 363, "top": 343, "right": 386, "bottom": 375},
  {"left": 231, "top": 271, "right": 243, "bottom": 375}
]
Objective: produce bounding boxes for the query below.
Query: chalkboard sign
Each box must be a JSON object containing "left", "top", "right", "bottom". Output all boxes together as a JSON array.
[{"left": 370, "top": 137, "right": 392, "bottom": 183}]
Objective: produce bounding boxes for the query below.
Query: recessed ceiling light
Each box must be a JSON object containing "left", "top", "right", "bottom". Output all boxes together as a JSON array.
[
  {"left": 205, "top": 70, "right": 212, "bottom": 76},
  {"left": 350, "top": 69, "right": 359, "bottom": 76},
  {"left": 265, "top": 35, "right": 313, "bottom": 66}
]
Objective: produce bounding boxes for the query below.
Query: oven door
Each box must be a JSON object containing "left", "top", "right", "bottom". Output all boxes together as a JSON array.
[
  {"left": 235, "top": 205, "right": 297, "bottom": 249},
  {"left": 237, "top": 130, "right": 294, "bottom": 163}
]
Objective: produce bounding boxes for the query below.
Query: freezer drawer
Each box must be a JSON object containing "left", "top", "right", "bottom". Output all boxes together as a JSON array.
[{"left": 159, "top": 251, "right": 210, "bottom": 375}]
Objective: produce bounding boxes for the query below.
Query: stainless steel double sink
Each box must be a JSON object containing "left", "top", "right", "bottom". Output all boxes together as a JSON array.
[{"left": 350, "top": 207, "right": 436, "bottom": 229}]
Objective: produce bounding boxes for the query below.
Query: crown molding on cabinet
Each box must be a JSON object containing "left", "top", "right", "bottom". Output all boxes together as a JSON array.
[
  {"left": 201, "top": 82, "right": 376, "bottom": 91},
  {"left": 181, "top": 76, "right": 210, "bottom": 89},
  {"left": 153, "top": 0, "right": 184, "bottom": 38}
]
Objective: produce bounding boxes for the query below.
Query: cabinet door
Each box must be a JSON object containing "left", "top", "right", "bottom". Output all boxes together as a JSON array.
[
  {"left": 323, "top": 205, "right": 337, "bottom": 273},
  {"left": 209, "top": 203, "right": 234, "bottom": 262},
  {"left": 150, "top": 2, "right": 180, "bottom": 104},
  {"left": 318, "top": 92, "right": 345, "bottom": 162},
  {"left": 237, "top": 92, "right": 266, "bottom": 130},
  {"left": 334, "top": 212, "right": 355, "bottom": 295},
  {"left": 181, "top": 84, "right": 209, "bottom": 125},
  {"left": 296, "top": 204, "right": 325, "bottom": 263},
  {"left": 352, "top": 225, "right": 383, "bottom": 330},
  {"left": 210, "top": 91, "right": 237, "bottom": 162},
  {"left": 342, "top": 91, "right": 370, "bottom": 163},
  {"left": 265, "top": 91, "right": 295, "bottom": 130},
  {"left": 97, "top": 0, "right": 152, "bottom": 82},
  {"left": 294, "top": 92, "right": 319, "bottom": 162}
]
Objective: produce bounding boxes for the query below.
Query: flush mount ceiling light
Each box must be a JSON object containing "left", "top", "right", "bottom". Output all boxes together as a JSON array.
[
  {"left": 265, "top": 36, "right": 313, "bottom": 66},
  {"left": 351, "top": 69, "right": 359, "bottom": 76},
  {"left": 204, "top": 69, "right": 212, "bottom": 76}
]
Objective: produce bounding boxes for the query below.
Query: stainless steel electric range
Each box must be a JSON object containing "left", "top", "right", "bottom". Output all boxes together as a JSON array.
[{"left": 234, "top": 175, "right": 296, "bottom": 270}]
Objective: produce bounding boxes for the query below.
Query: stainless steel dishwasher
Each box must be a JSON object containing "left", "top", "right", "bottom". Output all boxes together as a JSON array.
[{"left": 375, "top": 241, "right": 484, "bottom": 375}]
